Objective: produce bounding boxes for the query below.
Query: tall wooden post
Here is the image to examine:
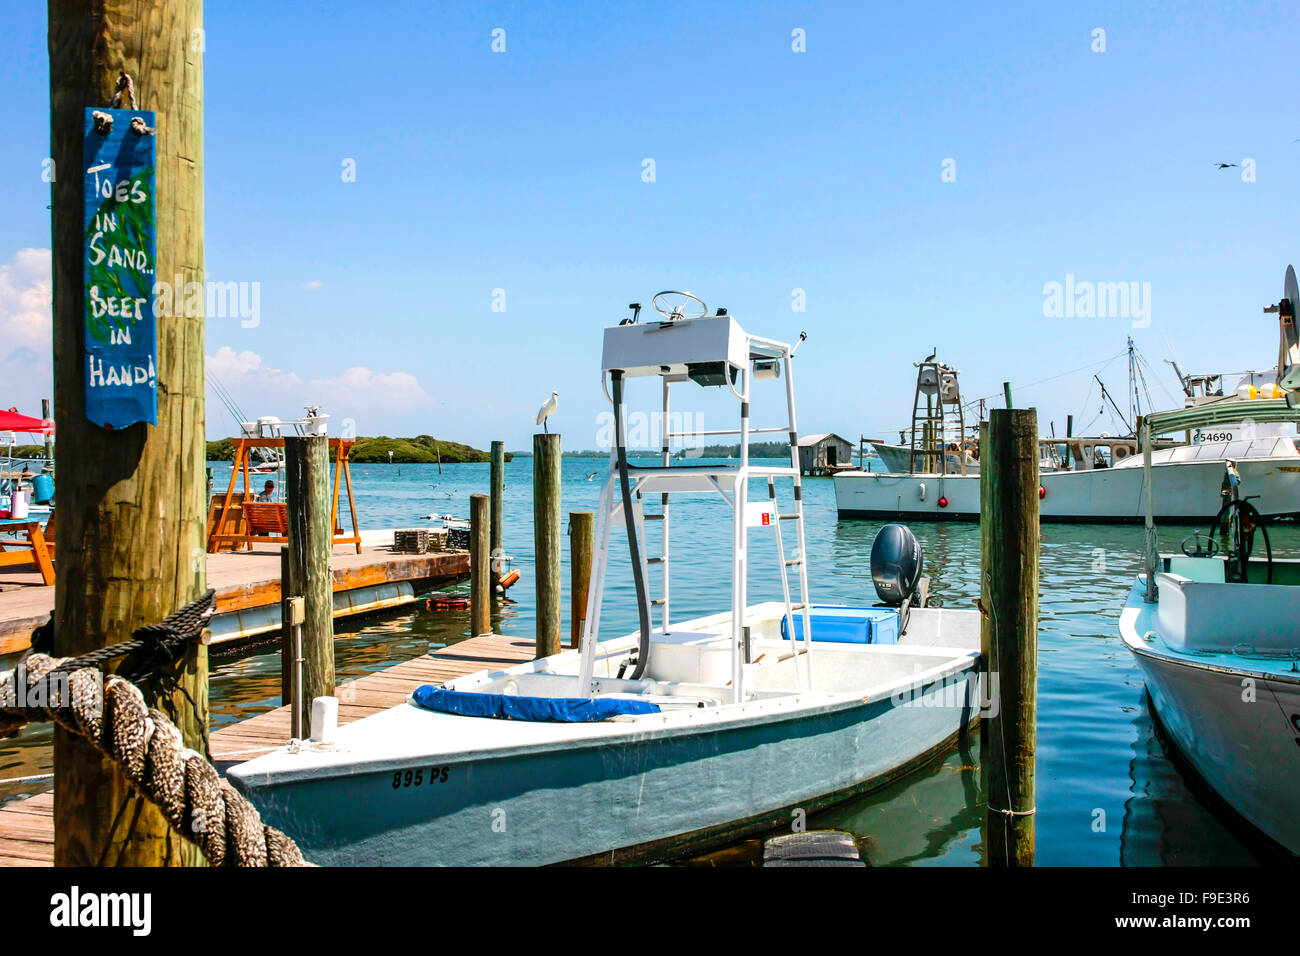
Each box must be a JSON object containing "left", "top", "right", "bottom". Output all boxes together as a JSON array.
[
  {"left": 41, "top": 398, "right": 54, "bottom": 462},
  {"left": 284, "top": 436, "right": 334, "bottom": 733},
  {"left": 1002, "top": 381, "right": 1014, "bottom": 409},
  {"left": 490, "top": 440, "right": 505, "bottom": 586},
  {"left": 50, "top": 0, "right": 207, "bottom": 866},
  {"left": 569, "top": 510, "right": 594, "bottom": 648},
  {"left": 979, "top": 408, "right": 1039, "bottom": 867},
  {"left": 533, "top": 433, "right": 562, "bottom": 658},
  {"left": 470, "top": 493, "right": 490, "bottom": 636}
]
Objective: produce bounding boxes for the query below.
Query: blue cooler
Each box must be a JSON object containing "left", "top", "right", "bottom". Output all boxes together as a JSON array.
[{"left": 780, "top": 605, "right": 900, "bottom": 645}]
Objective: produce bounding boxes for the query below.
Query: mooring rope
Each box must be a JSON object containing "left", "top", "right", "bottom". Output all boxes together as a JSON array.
[{"left": 0, "top": 591, "right": 306, "bottom": 867}]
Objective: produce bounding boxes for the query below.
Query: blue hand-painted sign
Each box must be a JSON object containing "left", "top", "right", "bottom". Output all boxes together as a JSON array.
[{"left": 83, "top": 107, "right": 158, "bottom": 430}]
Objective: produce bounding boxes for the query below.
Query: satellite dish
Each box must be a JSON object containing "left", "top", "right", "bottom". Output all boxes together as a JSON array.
[{"left": 1281, "top": 265, "right": 1300, "bottom": 392}]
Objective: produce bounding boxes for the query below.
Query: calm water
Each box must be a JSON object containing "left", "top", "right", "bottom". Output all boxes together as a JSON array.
[{"left": 3, "top": 456, "right": 1292, "bottom": 865}]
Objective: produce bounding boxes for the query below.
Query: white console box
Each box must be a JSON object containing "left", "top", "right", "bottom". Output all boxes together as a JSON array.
[
  {"left": 645, "top": 630, "right": 734, "bottom": 685},
  {"left": 601, "top": 315, "right": 750, "bottom": 379}
]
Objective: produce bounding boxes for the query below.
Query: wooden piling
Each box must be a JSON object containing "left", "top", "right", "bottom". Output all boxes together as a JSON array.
[
  {"left": 1002, "top": 381, "right": 1014, "bottom": 409},
  {"left": 533, "top": 433, "right": 562, "bottom": 658},
  {"left": 470, "top": 493, "right": 490, "bottom": 636},
  {"left": 284, "top": 436, "right": 334, "bottom": 734},
  {"left": 490, "top": 440, "right": 505, "bottom": 586},
  {"left": 569, "top": 511, "right": 594, "bottom": 648},
  {"left": 979, "top": 408, "right": 1039, "bottom": 867},
  {"left": 41, "top": 398, "right": 53, "bottom": 462},
  {"left": 279, "top": 544, "right": 295, "bottom": 708},
  {"left": 50, "top": 0, "right": 207, "bottom": 866}
]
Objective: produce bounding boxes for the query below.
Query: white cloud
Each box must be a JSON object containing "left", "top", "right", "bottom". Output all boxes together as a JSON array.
[
  {"left": 301, "top": 279, "right": 324, "bottom": 290},
  {"left": 0, "top": 249, "right": 53, "bottom": 415},
  {"left": 205, "top": 347, "right": 431, "bottom": 434},
  {"left": 207, "top": 345, "right": 301, "bottom": 386},
  {"left": 0, "top": 248, "right": 53, "bottom": 351}
]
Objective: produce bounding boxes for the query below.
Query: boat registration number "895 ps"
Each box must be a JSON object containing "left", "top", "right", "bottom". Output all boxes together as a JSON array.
[{"left": 392, "top": 767, "right": 451, "bottom": 788}]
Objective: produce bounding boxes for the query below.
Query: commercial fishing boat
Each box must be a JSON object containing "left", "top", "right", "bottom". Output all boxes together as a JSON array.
[
  {"left": 836, "top": 304, "right": 1300, "bottom": 523},
  {"left": 1118, "top": 393, "right": 1300, "bottom": 857},
  {"left": 229, "top": 292, "right": 983, "bottom": 865}
]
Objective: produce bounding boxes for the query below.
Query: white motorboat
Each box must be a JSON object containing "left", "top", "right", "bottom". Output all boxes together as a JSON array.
[
  {"left": 1119, "top": 395, "right": 1300, "bottom": 858},
  {"left": 228, "top": 292, "right": 984, "bottom": 865}
]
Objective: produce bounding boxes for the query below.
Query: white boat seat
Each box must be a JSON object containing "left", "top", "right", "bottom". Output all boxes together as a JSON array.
[
  {"left": 1155, "top": 572, "right": 1300, "bottom": 653},
  {"left": 1168, "top": 556, "right": 1225, "bottom": 583}
]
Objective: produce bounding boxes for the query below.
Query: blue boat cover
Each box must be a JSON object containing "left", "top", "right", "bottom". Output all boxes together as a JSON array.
[{"left": 412, "top": 686, "right": 661, "bottom": 722}]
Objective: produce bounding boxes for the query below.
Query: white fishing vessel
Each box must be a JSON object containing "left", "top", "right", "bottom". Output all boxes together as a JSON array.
[
  {"left": 228, "top": 292, "right": 983, "bottom": 865},
  {"left": 1119, "top": 394, "right": 1300, "bottom": 857},
  {"left": 837, "top": 312, "right": 1300, "bottom": 523}
]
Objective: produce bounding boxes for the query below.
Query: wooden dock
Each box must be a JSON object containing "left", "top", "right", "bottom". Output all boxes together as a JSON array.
[
  {"left": 0, "top": 631, "right": 535, "bottom": 866},
  {"left": 0, "top": 542, "right": 470, "bottom": 656}
]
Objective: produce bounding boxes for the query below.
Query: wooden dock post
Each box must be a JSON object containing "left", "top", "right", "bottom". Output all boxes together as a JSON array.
[
  {"left": 979, "top": 407, "right": 1039, "bottom": 867},
  {"left": 470, "top": 493, "right": 491, "bottom": 635},
  {"left": 284, "top": 436, "right": 335, "bottom": 734},
  {"left": 1002, "top": 381, "right": 1014, "bottom": 409},
  {"left": 533, "top": 433, "right": 562, "bottom": 658},
  {"left": 490, "top": 440, "right": 505, "bottom": 586},
  {"left": 49, "top": 0, "right": 208, "bottom": 867},
  {"left": 569, "top": 510, "right": 594, "bottom": 648},
  {"left": 41, "top": 398, "right": 53, "bottom": 462}
]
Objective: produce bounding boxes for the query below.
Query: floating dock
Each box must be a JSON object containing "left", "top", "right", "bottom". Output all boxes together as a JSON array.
[
  {"left": 0, "top": 631, "right": 535, "bottom": 866},
  {"left": 0, "top": 542, "right": 469, "bottom": 656}
]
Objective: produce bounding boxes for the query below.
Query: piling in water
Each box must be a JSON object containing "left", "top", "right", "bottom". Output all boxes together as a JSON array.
[
  {"left": 490, "top": 440, "right": 505, "bottom": 587},
  {"left": 569, "top": 510, "right": 594, "bottom": 648},
  {"left": 979, "top": 407, "right": 1039, "bottom": 867},
  {"left": 285, "top": 436, "right": 335, "bottom": 734},
  {"left": 470, "top": 493, "right": 491, "bottom": 636},
  {"left": 533, "top": 433, "right": 562, "bottom": 658}
]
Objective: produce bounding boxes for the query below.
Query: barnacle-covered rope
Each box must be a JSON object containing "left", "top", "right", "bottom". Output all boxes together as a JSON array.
[{"left": 0, "top": 591, "right": 306, "bottom": 867}]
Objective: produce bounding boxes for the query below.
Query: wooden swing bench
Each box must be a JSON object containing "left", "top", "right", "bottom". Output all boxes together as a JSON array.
[{"left": 206, "top": 437, "right": 360, "bottom": 554}]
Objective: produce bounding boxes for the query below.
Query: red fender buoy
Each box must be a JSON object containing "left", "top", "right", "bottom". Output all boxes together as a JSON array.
[
  {"left": 1039, "top": 485, "right": 1047, "bottom": 499},
  {"left": 498, "top": 568, "right": 522, "bottom": 590},
  {"left": 937, "top": 496, "right": 949, "bottom": 508}
]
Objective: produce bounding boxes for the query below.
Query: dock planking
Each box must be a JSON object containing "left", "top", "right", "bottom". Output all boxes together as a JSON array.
[
  {"left": 0, "top": 542, "right": 469, "bottom": 656},
  {"left": 0, "top": 631, "right": 535, "bottom": 866}
]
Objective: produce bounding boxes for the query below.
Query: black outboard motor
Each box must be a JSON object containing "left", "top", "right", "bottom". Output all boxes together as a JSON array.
[{"left": 870, "top": 523, "right": 923, "bottom": 633}]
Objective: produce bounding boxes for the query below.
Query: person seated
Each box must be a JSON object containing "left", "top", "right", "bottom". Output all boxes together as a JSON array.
[{"left": 257, "top": 480, "right": 276, "bottom": 501}]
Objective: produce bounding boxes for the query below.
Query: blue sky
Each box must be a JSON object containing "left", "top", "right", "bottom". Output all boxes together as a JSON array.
[{"left": 2, "top": 1, "right": 1297, "bottom": 449}]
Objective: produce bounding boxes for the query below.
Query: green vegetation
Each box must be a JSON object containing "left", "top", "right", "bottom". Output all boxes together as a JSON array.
[
  {"left": 205, "top": 436, "right": 504, "bottom": 464},
  {"left": 4, "top": 445, "right": 50, "bottom": 461},
  {"left": 206, "top": 438, "right": 236, "bottom": 461}
]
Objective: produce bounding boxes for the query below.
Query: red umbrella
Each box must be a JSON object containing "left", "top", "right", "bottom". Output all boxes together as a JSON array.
[{"left": 0, "top": 408, "right": 55, "bottom": 434}]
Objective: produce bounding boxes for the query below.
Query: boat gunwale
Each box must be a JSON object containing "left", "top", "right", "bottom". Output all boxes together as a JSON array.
[
  {"left": 230, "top": 629, "right": 982, "bottom": 788},
  {"left": 1119, "top": 575, "right": 1300, "bottom": 684}
]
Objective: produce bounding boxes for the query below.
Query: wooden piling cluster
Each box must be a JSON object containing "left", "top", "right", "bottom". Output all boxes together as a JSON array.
[{"left": 979, "top": 407, "right": 1040, "bottom": 867}]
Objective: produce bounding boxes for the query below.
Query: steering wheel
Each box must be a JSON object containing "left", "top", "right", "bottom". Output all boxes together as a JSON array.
[
  {"left": 1180, "top": 531, "right": 1218, "bottom": 558},
  {"left": 652, "top": 291, "right": 709, "bottom": 322}
]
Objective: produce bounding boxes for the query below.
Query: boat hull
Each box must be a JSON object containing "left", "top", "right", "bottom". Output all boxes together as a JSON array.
[
  {"left": 834, "top": 455, "right": 1300, "bottom": 523},
  {"left": 233, "top": 664, "right": 981, "bottom": 866},
  {"left": 1120, "top": 579, "right": 1300, "bottom": 857}
]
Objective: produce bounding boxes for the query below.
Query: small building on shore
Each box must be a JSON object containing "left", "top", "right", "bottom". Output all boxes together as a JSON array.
[{"left": 797, "top": 432, "right": 853, "bottom": 476}]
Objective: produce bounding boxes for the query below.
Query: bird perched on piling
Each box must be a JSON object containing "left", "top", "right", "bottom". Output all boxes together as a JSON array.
[{"left": 536, "top": 391, "right": 558, "bottom": 432}]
